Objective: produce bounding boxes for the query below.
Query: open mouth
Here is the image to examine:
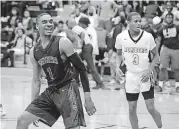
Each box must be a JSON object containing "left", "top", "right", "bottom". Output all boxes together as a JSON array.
[{"left": 45, "top": 27, "right": 53, "bottom": 33}]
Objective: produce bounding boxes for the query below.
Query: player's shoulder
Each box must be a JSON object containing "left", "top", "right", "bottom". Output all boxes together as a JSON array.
[{"left": 116, "top": 30, "right": 128, "bottom": 38}]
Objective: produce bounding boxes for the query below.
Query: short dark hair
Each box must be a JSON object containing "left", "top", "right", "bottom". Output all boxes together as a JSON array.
[
  {"left": 79, "top": 17, "right": 90, "bottom": 26},
  {"left": 127, "top": 12, "right": 140, "bottom": 21},
  {"left": 36, "top": 13, "right": 51, "bottom": 24},
  {"left": 16, "top": 27, "right": 25, "bottom": 34},
  {"left": 58, "top": 20, "right": 64, "bottom": 24},
  {"left": 165, "top": 13, "right": 174, "bottom": 18}
]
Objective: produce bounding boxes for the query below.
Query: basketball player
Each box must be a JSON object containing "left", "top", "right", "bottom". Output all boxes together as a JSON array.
[
  {"left": 16, "top": 13, "right": 96, "bottom": 129},
  {"left": 115, "top": 12, "right": 163, "bottom": 129}
]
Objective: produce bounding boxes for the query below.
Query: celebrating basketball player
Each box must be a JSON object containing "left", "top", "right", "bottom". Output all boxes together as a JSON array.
[
  {"left": 115, "top": 12, "right": 163, "bottom": 129},
  {"left": 16, "top": 13, "right": 96, "bottom": 129}
]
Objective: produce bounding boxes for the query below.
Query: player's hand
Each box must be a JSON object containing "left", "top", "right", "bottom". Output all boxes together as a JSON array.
[
  {"left": 141, "top": 69, "right": 151, "bottom": 83},
  {"left": 84, "top": 92, "right": 96, "bottom": 116}
]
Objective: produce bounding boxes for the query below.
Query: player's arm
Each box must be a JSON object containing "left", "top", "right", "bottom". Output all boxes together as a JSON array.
[
  {"left": 115, "top": 34, "right": 123, "bottom": 68},
  {"left": 156, "top": 29, "right": 163, "bottom": 52},
  {"left": 60, "top": 38, "right": 96, "bottom": 116},
  {"left": 59, "top": 38, "right": 90, "bottom": 94},
  {"left": 141, "top": 34, "right": 159, "bottom": 82},
  {"left": 116, "top": 49, "right": 123, "bottom": 67},
  {"left": 150, "top": 47, "right": 159, "bottom": 71},
  {"left": 149, "top": 34, "right": 159, "bottom": 70},
  {"left": 30, "top": 47, "right": 42, "bottom": 101}
]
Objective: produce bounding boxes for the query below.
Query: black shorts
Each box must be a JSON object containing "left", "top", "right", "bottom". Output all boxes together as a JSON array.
[
  {"left": 95, "top": 47, "right": 107, "bottom": 61},
  {"left": 126, "top": 86, "right": 154, "bottom": 101},
  {"left": 25, "top": 80, "right": 86, "bottom": 128}
]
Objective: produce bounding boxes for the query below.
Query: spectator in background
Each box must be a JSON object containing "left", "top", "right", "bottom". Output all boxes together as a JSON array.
[
  {"left": 157, "top": 13, "right": 179, "bottom": 93},
  {"left": 79, "top": 1, "right": 91, "bottom": 15},
  {"left": 108, "top": 15, "right": 125, "bottom": 84},
  {"left": 98, "top": 0, "right": 115, "bottom": 21},
  {"left": 174, "top": 2, "right": 179, "bottom": 25},
  {"left": 1, "top": 1, "right": 12, "bottom": 17},
  {"left": 74, "top": 17, "right": 106, "bottom": 89},
  {"left": 71, "top": 8, "right": 87, "bottom": 24},
  {"left": 152, "top": 16, "right": 163, "bottom": 36},
  {"left": 22, "top": 10, "right": 34, "bottom": 40},
  {"left": 53, "top": 19, "right": 81, "bottom": 52},
  {"left": 162, "top": 1, "right": 178, "bottom": 24},
  {"left": 1, "top": 7, "right": 20, "bottom": 42},
  {"left": 141, "top": 17, "right": 155, "bottom": 38},
  {"left": 122, "top": 0, "right": 132, "bottom": 16},
  {"left": 87, "top": 6, "right": 99, "bottom": 28},
  {"left": 144, "top": 1, "right": 162, "bottom": 20},
  {"left": 95, "top": 20, "right": 108, "bottom": 79},
  {"left": 1, "top": 28, "right": 33, "bottom": 67}
]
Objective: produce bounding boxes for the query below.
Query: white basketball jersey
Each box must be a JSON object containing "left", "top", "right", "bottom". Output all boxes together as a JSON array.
[{"left": 115, "top": 30, "right": 156, "bottom": 73}]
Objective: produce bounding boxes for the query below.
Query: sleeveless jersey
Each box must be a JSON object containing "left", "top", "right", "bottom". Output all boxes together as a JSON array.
[
  {"left": 115, "top": 30, "right": 156, "bottom": 73},
  {"left": 34, "top": 36, "right": 74, "bottom": 87}
]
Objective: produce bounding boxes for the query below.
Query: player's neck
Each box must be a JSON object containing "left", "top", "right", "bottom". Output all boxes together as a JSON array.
[
  {"left": 40, "top": 34, "right": 51, "bottom": 47},
  {"left": 128, "top": 29, "right": 141, "bottom": 38}
]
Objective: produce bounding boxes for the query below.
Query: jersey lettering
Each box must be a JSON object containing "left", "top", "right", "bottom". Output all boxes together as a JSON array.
[
  {"left": 38, "top": 56, "right": 58, "bottom": 66},
  {"left": 132, "top": 54, "right": 139, "bottom": 65},
  {"left": 47, "top": 67, "right": 54, "bottom": 80},
  {"left": 163, "top": 28, "right": 177, "bottom": 38}
]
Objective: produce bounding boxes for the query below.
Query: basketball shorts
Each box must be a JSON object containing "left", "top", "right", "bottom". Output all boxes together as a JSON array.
[
  {"left": 125, "top": 71, "right": 155, "bottom": 101},
  {"left": 25, "top": 80, "right": 86, "bottom": 128}
]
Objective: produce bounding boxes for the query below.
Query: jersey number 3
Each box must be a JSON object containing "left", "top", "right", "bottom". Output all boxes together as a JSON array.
[
  {"left": 132, "top": 54, "right": 139, "bottom": 65},
  {"left": 47, "top": 67, "right": 54, "bottom": 80}
]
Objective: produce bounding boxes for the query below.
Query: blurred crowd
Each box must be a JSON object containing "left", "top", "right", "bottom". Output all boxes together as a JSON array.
[{"left": 1, "top": 0, "right": 179, "bottom": 91}]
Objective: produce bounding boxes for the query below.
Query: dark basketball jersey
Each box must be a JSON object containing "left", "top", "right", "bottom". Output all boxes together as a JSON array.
[{"left": 34, "top": 36, "right": 74, "bottom": 87}]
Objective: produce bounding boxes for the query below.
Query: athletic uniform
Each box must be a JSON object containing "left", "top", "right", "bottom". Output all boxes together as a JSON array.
[
  {"left": 115, "top": 30, "right": 156, "bottom": 101},
  {"left": 25, "top": 36, "right": 86, "bottom": 128}
]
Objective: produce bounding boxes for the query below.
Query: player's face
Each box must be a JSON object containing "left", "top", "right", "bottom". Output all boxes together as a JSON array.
[
  {"left": 38, "top": 15, "right": 54, "bottom": 36},
  {"left": 165, "top": 15, "right": 173, "bottom": 24},
  {"left": 129, "top": 15, "right": 141, "bottom": 32}
]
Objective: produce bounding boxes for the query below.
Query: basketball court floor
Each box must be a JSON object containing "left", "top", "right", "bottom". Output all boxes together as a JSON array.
[{"left": 1, "top": 67, "right": 179, "bottom": 129}]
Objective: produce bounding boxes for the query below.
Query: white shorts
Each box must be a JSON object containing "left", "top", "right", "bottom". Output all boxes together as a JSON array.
[{"left": 125, "top": 71, "right": 154, "bottom": 93}]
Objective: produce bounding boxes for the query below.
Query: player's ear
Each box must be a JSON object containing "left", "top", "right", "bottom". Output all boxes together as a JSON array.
[{"left": 36, "top": 24, "right": 39, "bottom": 30}]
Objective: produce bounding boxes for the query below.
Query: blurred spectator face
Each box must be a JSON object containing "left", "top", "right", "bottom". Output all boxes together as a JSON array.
[
  {"left": 122, "top": 1, "right": 128, "bottom": 6},
  {"left": 58, "top": 21, "right": 64, "bottom": 31},
  {"left": 17, "top": 22, "right": 23, "bottom": 28},
  {"left": 37, "top": 14, "right": 54, "bottom": 36},
  {"left": 24, "top": 10, "right": 30, "bottom": 18},
  {"left": 75, "top": 8, "right": 81, "bottom": 17},
  {"left": 12, "top": 8, "right": 18, "bottom": 16},
  {"left": 166, "top": 2, "right": 173, "bottom": 12},
  {"left": 141, "top": 17, "right": 147, "bottom": 28},
  {"left": 17, "top": 29, "right": 24, "bottom": 37},
  {"left": 165, "top": 14, "right": 173, "bottom": 24},
  {"left": 67, "top": 19, "right": 76, "bottom": 29},
  {"left": 128, "top": 15, "right": 141, "bottom": 32}
]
